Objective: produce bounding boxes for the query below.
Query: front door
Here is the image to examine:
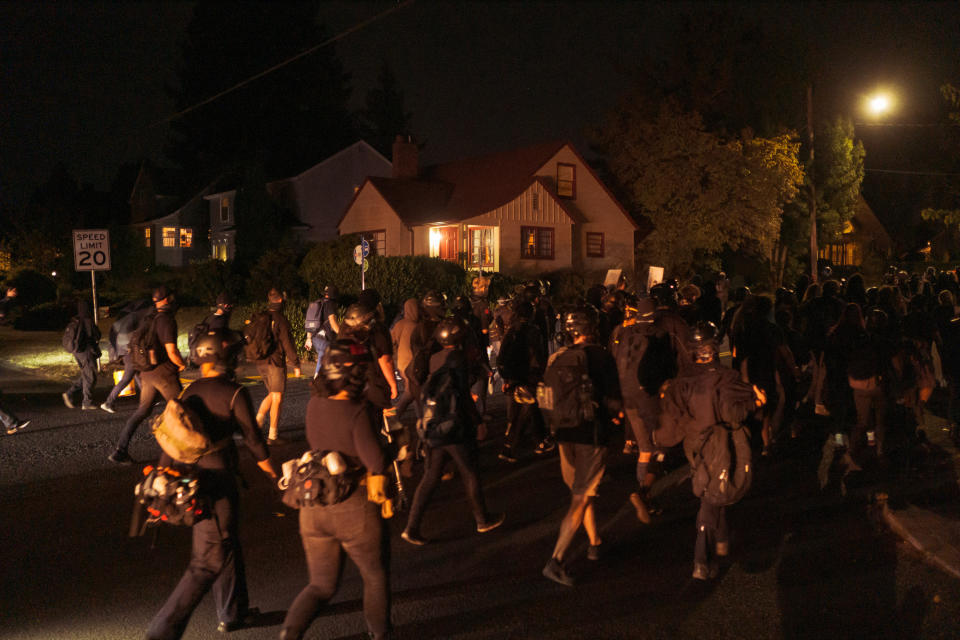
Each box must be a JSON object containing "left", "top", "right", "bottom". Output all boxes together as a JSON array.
[{"left": 429, "top": 226, "right": 460, "bottom": 262}]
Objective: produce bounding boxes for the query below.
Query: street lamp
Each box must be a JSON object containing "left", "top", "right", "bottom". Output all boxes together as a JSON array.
[{"left": 864, "top": 90, "right": 896, "bottom": 118}]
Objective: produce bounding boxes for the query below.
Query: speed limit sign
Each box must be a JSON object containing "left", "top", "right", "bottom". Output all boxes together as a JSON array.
[{"left": 73, "top": 229, "right": 111, "bottom": 271}]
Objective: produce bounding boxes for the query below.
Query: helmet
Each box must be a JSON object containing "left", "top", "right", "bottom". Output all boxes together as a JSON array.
[
  {"left": 624, "top": 295, "right": 655, "bottom": 322},
  {"left": 521, "top": 282, "right": 540, "bottom": 303},
  {"left": 340, "top": 303, "right": 376, "bottom": 341},
  {"left": 602, "top": 290, "right": 626, "bottom": 314},
  {"left": 193, "top": 328, "right": 243, "bottom": 370},
  {"left": 323, "top": 284, "right": 338, "bottom": 299},
  {"left": 649, "top": 283, "right": 677, "bottom": 307},
  {"left": 320, "top": 339, "right": 371, "bottom": 398},
  {"left": 452, "top": 295, "right": 472, "bottom": 318},
  {"left": 435, "top": 317, "right": 466, "bottom": 347},
  {"left": 689, "top": 321, "right": 719, "bottom": 362},
  {"left": 421, "top": 289, "right": 446, "bottom": 317},
  {"left": 562, "top": 305, "right": 598, "bottom": 343}
]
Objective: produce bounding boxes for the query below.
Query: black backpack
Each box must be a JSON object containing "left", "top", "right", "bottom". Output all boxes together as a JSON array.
[
  {"left": 304, "top": 299, "right": 324, "bottom": 334},
  {"left": 187, "top": 316, "right": 213, "bottom": 367},
  {"left": 128, "top": 313, "right": 160, "bottom": 371},
  {"left": 281, "top": 450, "right": 360, "bottom": 508},
  {"left": 243, "top": 311, "right": 276, "bottom": 361},
  {"left": 417, "top": 365, "right": 462, "bottom": 447},
  {"left": 498, "top": 325, "right": 530, "bottom": 383},
  {"left": 108, "top": 305, "right": 150, "bottom": 362},
  {"left": 133, "top": 465, "right": 209, "bottom": 529},
  {"left": 62, "top": 317, "right": 83, "bottom": 354},
  {"left": 691, "top": 422, "right": 753, "bottom": 506},
  {"left": 537, "top": 345, "right": 595, "bottom": 435},
  {"left": 637, "top": 331, "right": 677, "bottom": 394}
]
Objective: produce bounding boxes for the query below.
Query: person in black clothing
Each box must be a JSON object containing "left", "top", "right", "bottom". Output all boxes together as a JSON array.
[
  {"left": 453, "top": 294, "right": 493, "bottom": 418},
  {"left": 542, "top": 306, "right": 622, "bottom": 586},
  {"left": 658, "top": 322, "right": 762, "bottom": 580},
  {"left": 402, "top": 319, "right": 504, "bottom": 545},
  {"left": 110, "top": 286, "right": 185, "bottom": 464},
  {"left": 305, "top": 285, "right": 340, "bottom": 378},
  {"left": 62, "top": 299, "right": 101, "bottom": 410},
  {"left": 339, "top": 297, "right": 399, "bottom": 412},
  {"left": 145, "top": 329, "right": 278, "bottom": 640},
  {"left": 254, "top": 288, "right": 301, "bottom": 444},
  {"left": 280, "top": 339, "right": 391, "bottom": 640},
  {"left": 206, "top": 291, "right": 235, "bottom": 331}
]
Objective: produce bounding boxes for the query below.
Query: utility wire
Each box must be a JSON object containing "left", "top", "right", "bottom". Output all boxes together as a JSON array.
[
  {"left": 855, "top": 122, "right": 960, "bottom": 127},
  {"left": 865, "top": 168, "right": 960, "bottom": 176},
  {"left": 150, "top": 0, "right": 414, "bottom": 128}
]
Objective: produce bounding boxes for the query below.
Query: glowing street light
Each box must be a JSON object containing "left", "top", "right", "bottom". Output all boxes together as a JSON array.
[{"left": 864, "top": 90, "right": 895, "bottom": 118}]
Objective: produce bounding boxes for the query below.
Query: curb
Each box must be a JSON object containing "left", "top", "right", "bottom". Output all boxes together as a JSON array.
[{"left": 880, "top": 496, "right": 960, "bottom": 580}]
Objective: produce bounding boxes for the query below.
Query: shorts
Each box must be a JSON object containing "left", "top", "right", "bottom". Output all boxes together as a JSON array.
[
  {"left": 559, "top": 442, "right": 606, "bottom": 497},
  {"left": 257, "top": 362, "right": 287, "bottom": 393}
]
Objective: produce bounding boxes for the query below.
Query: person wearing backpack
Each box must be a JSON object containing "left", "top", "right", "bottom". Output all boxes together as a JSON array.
[
  {"left": 304, "top": 285, "right": 340, "bottom": 378},
  {"left": 498, "top": 300, "right": 550, "bottom": 462},
  {"left": 541, "top": 306, "right": 621, "bottom": 586},
  {"left": 657, "top": 322, "right": 764, "bottom": 581},
  {"left": 280, "top": 339, "right": 392, "bottom": 640},
  {"left": 109, "top": 286, "right": 185, "bottom": 465},
  {"left": 145, "top": 329, "right": 278, "bottom": 640},
  {"left": 61, "top": 299, "right": 102, "bottom": 410},
  {"left": 401, "top": 318, "right": 505, "bottom": 546},
  {"left": 100, "top": 299, "right": 152, "bottom": 414},
  {"left": 253, "top": 288, "right": 301, "bottom": 444}
]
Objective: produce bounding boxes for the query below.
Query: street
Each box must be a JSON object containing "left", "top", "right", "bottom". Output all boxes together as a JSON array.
[{"left": 3, "top": 367, "right": 960, "bottom": 639}]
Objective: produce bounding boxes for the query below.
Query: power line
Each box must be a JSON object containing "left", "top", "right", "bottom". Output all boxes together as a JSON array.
[
  {"left": 865, "top": 168, "right": 960, "bottom": 176},
  {"left": 150, "top": 0, "right": 415, "bottom": 129},
  {"left": 855, "top": 122, "right": 960, "bottom": 127}
]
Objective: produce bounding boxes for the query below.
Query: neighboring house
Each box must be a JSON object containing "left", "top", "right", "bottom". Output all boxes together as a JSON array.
[
  {"left": 338, "top": 138, "right": 638, "bottom": 275},
  {"left": 818, "top": 196, "right": 893, "bottom": 268},
  {"left": 131, "top": 181, "right": 217, "bottom": 267}
]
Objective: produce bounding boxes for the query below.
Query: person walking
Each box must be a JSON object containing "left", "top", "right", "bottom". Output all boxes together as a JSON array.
[
  {"left": 145, "top": 329, "right": 277, "bottom": 639},
  {"left": 62, "top": 299, "right": 101, "bottom": 411},
  {"left": 253, "top": 288, "right": 301, "bottom": 444},
  {"left": 109, "top": 286, "right": 185, "bottom": 464},
  {"left": 304, "top": 285, "right": 339, "bottom": 378}
]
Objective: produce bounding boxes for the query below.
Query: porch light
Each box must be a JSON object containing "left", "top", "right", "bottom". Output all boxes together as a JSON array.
[{"left": 429, "top": 227, "right": 442, "bottom": 256}]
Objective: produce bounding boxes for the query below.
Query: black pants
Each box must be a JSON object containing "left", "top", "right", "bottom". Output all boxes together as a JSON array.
[
  {"left": 694, "top": 500, "right": 727, "bottom": 568},
  {"left": 116, "top": 363, "right": 182, "bottom": 453},
  {"left": 406, "top": 441, "right": 488, "bottom": 533},
  {"left": 104, "top": 356, "right": 139, "bottom": 407},
  {"left": 624, "top": 393, "right": 661, "bottom": 484},
  {"left": 146, "top": 476, "right": 248, "bottom": 640},
  {"left": 504, "top": 395, "right": 546, "bottom": 451},
  {"left": 853, "top": 387, "right": 886, "bottom": 455},
  {"left": 65, "top": 351, "right": 98, "bottom": 407},
  {"left": 282, "top": 491, "right": 389, "bottom": 639}
]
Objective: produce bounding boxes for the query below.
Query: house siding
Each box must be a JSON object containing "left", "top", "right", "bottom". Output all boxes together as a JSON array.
[
  {"left": 338, "top": 185, "right": 411, "bottom": 256},
  {"left": 535, "top": 147, "right": 636, "bottom": 273}
]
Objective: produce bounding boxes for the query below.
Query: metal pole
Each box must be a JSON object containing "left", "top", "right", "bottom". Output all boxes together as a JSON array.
[
  {"left": 91, "top": 271, "right": 101, "bottom": 372},
  {"left": 808, "top": 83, "right": 818, "bottom": 283},
  {"left": 361, "top": 235, "right": 366, "bottom": 291}
]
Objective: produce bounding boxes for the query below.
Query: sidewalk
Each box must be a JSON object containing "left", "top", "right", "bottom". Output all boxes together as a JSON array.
[{"left": 880, "top": 408, "right": 960, "bottom": 580}]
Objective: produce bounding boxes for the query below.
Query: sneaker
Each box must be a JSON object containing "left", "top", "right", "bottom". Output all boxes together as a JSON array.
[
  {"left": 62, "top": 393, "right": 75, "bottom": 409},
  {"left": 692, "top": 563, "right": 710, "bottom": 581},
  {"left": 81, "top": 404, "right": 97, "bottom": 410},
  {"left": 108, "top": 449, "right": 133, "bottom": 465},
  {"left": 587, "top": 543, "right": 602, "bottom": 561},
  {"left": 477, "top": 513, "right": 505, "bottom": 533},
  {"left": 100, "top": 403, "right": 116, "bottom": 414},
  {"left": 534, "top": 438, "right": 556, "bottom": 455},
  {"left": 5, "top": 420, "right": 30, "bottom": 435},
  {"left": 629, "top": 492, "right": 651, "bottom": 524},
  {"left": 542, "top": 557, "right": 575, "bottom": 586},
  {"left": 401, "top": 530, "right": 428, "bottom": 546},
  {"left": 498, "top": 450, "right": 518, "bottom": 463},
  {"left": 217, "top": 607, "right": 261, "bottom": 633},
  {"left": 715, "top": 541, "right": 729, "bottom": 557}
]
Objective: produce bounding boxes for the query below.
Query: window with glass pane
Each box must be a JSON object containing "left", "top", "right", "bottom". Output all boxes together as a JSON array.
[
  {"left": 557, "top": 163, "right": 576, "bottom": 198},
  {"left": 162, "top": 227, "right": 177, "bottom": 248},
  {"left": 180, "top": 228, "right": 193, "bottom": 248},
  {"left": 220, "top": 197, "right": 229, "bottom": 222},
  {"left": 360, "top": 230, "right": 386, "bottom": 256},
  {"left": 521, "top": 226, "right": 554, "bottom": 259},
  {"left": 470, "top": 227, "right": 495, "bottom": 267},
  {"left": 144, "top": 227, "right": 152, "bottom": 247}
]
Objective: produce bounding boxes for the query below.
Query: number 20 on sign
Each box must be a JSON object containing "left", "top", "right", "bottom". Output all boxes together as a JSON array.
[{"left": 73, "top": 229, "right": 111, "bottom": 271}]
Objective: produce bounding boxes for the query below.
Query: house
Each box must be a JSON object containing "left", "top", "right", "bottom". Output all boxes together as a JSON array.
[
  {"left": 337, "top": 138, "right": 639, "bottom": 275},
  {"left": 204, "top": 141, "right": 392, "bottom": 260},
  {"left": 817, "top": 196, "right": 893, "bottom": 268}
]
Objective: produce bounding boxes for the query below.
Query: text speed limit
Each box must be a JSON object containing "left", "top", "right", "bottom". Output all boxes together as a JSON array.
[{"left": 73, "top": 229, "right": 111, "bottom": 271}]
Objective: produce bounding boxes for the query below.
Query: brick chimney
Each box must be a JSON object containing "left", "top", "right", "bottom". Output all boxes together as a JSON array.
[{"left": 392, "top": 135, "right": 418, "bottom": 179}]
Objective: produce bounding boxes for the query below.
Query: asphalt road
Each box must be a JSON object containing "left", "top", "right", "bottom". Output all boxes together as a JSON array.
[{"left": 3, "top": 368, "right": 960, "bottom": 639}]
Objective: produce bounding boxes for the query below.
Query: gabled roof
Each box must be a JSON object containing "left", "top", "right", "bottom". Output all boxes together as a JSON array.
[
  {"left": 852, "top": 196, "right": 892, "bottom": 250},
  {"left": 366, "top": 177, "right": 456, "bottom": 226}
]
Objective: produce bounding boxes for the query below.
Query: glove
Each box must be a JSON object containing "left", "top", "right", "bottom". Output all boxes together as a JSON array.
[{"left": 366, "top": 473, "right": 388, "bottom": 504}]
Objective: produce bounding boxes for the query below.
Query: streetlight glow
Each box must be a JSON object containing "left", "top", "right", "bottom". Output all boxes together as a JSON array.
[
  {"left": 869, "top": 94, "right": 890, "bottom": 115},
  {"left": 864, "top": 89, "right": 896, "bottom": 118}
]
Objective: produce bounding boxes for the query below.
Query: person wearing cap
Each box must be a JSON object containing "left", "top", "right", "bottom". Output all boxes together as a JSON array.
[
  {"left": 207, "top": 292, "right": 235, "bottom": 331},
  {"left": 254, "top": 288, "right": 301, "bottom": 444},
  {"left": 109, "top": 286, "right": 185, "bottom": 464},
  {"left": 145, "top": 328, "right": 278, "bottom": 639}
]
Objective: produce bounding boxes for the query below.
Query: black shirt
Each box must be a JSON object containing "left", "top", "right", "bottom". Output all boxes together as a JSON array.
[
  {"left": 305, "top": 395, "right": 386, "bottom": 473},
  {"left": 153, "top": 311, "right": 178, "bottom": 365},
  {"left": 550, "top": 343, "right": 621, "bottom": 447},
  {"left": 364, "top": 323, "right": 394, "bottom": 408},
  {"left": 161, "top": 375, "right": 269, "bottom": 472}
]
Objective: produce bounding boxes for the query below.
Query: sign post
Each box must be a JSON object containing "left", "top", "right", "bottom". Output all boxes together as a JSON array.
[{"left": 73, "top": 229, "right": 111, "bottom": 370}]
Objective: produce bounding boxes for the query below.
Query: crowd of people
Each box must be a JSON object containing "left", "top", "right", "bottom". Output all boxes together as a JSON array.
[{"left": 5, "top": 263, "right": 959, "bottom": 639}]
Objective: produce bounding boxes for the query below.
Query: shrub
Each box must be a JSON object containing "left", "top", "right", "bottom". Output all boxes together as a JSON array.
[
  {"left": 245, "top": 246, "right": 307, "bottom": 303},
  {"left": 3, "top": 268, "right": 57, "bottom": 309},
  {"left": 234, "top": 297, "right": 309, "bottom": 364},
  {"left": 177, "top": 259, "right": 243, "bottom": 307},
  {"left": 14, "top": 300, "right": 74, "bottom": 331}
]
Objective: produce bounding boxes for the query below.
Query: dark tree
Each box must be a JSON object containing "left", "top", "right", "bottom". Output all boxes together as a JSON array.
[
  {"left": 164, "top": 2, "right": 358, "bottom": 193},
  {"left": 360, "top": 61, "right": 412, "bottom": 158}
]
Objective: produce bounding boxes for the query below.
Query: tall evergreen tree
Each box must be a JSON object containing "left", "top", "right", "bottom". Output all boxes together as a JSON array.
[
  {"left": 360, "top": 61, "right": 412, "bottom": 158},
  {"left": 164, "top": 2, "right": 358, "bottom": 194}
]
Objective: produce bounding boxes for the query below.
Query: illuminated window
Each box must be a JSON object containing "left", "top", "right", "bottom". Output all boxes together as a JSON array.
[
  {"left": 359, "top": 230, "right": 386, "bottom": 256},
  {"left": 144, "top": 227, "right": 152, "bottom": 248},
  {"left": 162, "top": 227, "right": 177, "bottom": 248},
  {"left": 220, "top": 197, "right": 230, "bottom": 223},
  {"left": 179, "top": 228, "right": 193, "bottom": 248},
  {"left": 213, "top": 241, "right": 228, "bottom": 261},
  {"left": 586, "top": 232, "right": 604, "bottom": 258},
  {"left": 521, "top": 226, "right": 554, "bottom": 260},
  {"left": 469, "top": 227, "right": 495, "bottom": 268},
  {"left": 557, "top": 163, "right": 576, "bottom": 198}
]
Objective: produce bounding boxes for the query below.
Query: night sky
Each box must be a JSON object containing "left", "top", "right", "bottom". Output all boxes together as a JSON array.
[{"left": 3, "top": 1, "right": 959, "bottom": 216}]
